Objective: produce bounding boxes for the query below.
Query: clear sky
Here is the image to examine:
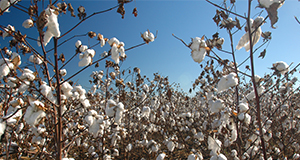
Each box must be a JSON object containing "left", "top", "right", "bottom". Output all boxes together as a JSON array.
[{"left": 1, "top": 0, "right": 300, "bottom": 94}]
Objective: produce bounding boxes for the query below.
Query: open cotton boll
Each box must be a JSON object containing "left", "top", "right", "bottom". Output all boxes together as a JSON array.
[
  {"left": 78, "top": 56, "right": 92, "bottom": 67},
  {"left": 142, "top": 30, "right": 155, "bottom": 42},
  {"left": 108, "top": 37, "right": 120, "bottom": 46},
  {"left": 191, "top": 49, "right": 206, "bottom": 63},
  {"left": 217, "top": 73, "right": 238, "bottom": 93},
  {"left": 273, "top": 61, "right": 289, "bottom": 75},
  {"left": 238, "top": 103, "right": 249, "bottom": 113},
  {"left": 236, "top": 17, "right": 263, "bottom": 52},
  {"left": 29, "top": 54, "right": 43, "bottom": 64},
  {"left": 111, "top": 44, "right": 119, "bottom": 64},
  {"left": 167, "top": 141, "right": 175, "bottom": 152},
  {"left": 22, "top": 19, "right": 34, "bottom": 28},
  {"left": 119, "top": 46, "right": 125, "bottom": 57},
  {"left": 156, "top": 152, "right": 166, "bottom": 160},
  {"left": 84, "top": 49, "right": 96, "bottom": 58},
  {"left": 79, "top": 45, "right": 88, "bottom": 52},
  {"left": 2, "top": 24, "right": 15, "bottom": 39},
  {"left": 0, "top": 62, "right": 14, "bottom": 79},
  {"left": 188, "top": 153, "right": 199, "bottom": 160},
  {"left": 190, "top": 37, "right": 202, "bottom": 51},
  {"left": 115, "top": 102, "right": 124, "bottom": 124},
  {"left": 75, "top": 40, "right": 82, "bottom": 48},
  {"left": 20, "top": 68, "right": 35, "bottom": 81},
  {"left": 43, "top": 30, "right": 54, "bottom": 46},
  {"left": 45, "top": 7, "right": 60, "bottom": 37},
  {"left": 245, "top": 86, "right": 265, "bottom": 101},
  {"left": 5, "top": 105, "right": 22, "bottom": 124},
  {"left": 24, "top": 105, "right": 46, "bottom": 126},
  {"left": 59, "top": 69, "right": 67, "bottom": 77},
  {"left": 209, "top": 99, "right": 224, "bottom": 114},
  {"left": 0, "top": 120, "right": 6, "bottom": 140},
  {"left": 105, "top": 99, "right": 117, "bottom": 117},
  {"left": 208, "top": 136, "right": 222, "bottom": 156}
]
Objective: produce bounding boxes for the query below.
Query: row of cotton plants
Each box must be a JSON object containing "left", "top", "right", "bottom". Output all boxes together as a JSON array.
[{"left": 1, "top": 54, "right": 299, "bottom": 159}]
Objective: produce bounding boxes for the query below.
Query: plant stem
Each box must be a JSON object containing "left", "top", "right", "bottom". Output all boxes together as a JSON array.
[
  {"left": 247, "top": 0, "right": 267, "bottom": 159},
  {"left": 54, "top": 38, "right": 62, "bottom": 160}
]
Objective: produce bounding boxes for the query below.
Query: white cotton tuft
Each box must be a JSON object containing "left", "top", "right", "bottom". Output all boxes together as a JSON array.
[
  {"left": 78, "top": 56, "right": 92, "bottom": 67},
  {"left": 111, "top": 44, "right": 119, "bottom": 64},
  {"left": 190, "top": 38, "right": 207, "bottom": 63},
  {"left": 273, "top": 61, "right": 289, "bottom": 75},
  {"left": 22, "top": 19, "right": 34, "bottom": 28},
  {"left": 236, "top": 17, "right": 263, "bottom": 52},
  {"left": 209, "top": 99, "right": 224, "bottom": 114},
  {"left": 167, "top": 141, "right": 175, "bottom": 152},
  {"left": 108, "top": 37, "right": 120, "bottom": 46},
  {"left": 208, "top": 136, "right": 222, "bottom": 155},
  {"left": 79, "top": 45, "right": 88, "bottom": 52},
  {"left": 2, "top": 24, "right": 15, "bottom": 39},
  {"left": 258, "top": 0, "right": 283, "bottom": 8},
  {"left": 29, "top": 54, "right": 43, "bottom": 64},
  {"left": 59, "top": 69, "right": 67, "bottom": 77},
  {"left": 0, "top": 120, "right": 6, "bottom": 140},
  {"left": 156, "top": 152, "right": 166, "bottom": 160},
  {"left": 217, "top": 73, "right": 238, "bottom": 93},
  {"left": 75, "top": 40, "right": 82, "bottom": 48},
  {"left": 238, "top": 103, "right": 249, "bottom": 113}
]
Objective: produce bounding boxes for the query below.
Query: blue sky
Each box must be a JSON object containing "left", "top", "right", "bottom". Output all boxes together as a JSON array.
[{"left": 1, "top": 0, "right": 300, "bottom": 94}]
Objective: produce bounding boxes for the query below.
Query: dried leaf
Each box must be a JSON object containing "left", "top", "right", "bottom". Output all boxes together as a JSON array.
[
  {"left": 258, "top": 49, "right": 266, "bottom": 59},
  {"left": 266, "top": 2, "right": 282, "bottom": 28},
  {"left": 132, "top": 7, "right": 138, "bottom": 17}
]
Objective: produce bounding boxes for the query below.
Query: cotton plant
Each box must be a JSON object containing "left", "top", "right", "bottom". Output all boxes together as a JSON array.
[
  {"left": 217, "top": 72, "right": 238, "bottom": 93},
  {"left": 37, "top": 7, "right": 61, "bottom": 46},
  {"left": 236, "top": 16, "right": 264, "bottom": 52}
]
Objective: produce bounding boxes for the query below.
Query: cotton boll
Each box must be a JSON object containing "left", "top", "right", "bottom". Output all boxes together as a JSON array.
[
  {"left": 59, "top": 69, "right": 67, "bottom": 77},
  {"left": 111, "top": 44, "right": 119, "bottom": 64},
  {"left": 191, "top": 50, "right": 206, "bottom": 63},
  {"left": 2, "top": 24, "right": 15, "bottom": 39},
  {"left": 119, "top": 46, "right": 125, "bottom": 57},
  {"left": 217, "top": 73, "right": 238, "bottom": 93},
  {"left": 115, "top": 102, "right": 124, "bottom": 124},
  {"left": 194, "top": 132, "right": 204, "bottom": 141},
  {"left": 209, "top": 99, "right": 224, "bottom": 114},
  {"left": 79, "top": 45, "right": 88, "bottom": 52},
  {"left": 218, "top": 154, "right": 227, "bottom": 160},
  {"left": 238, "top": 113, "right": 245, "bottom": 121},
  {"left": 45, "top": 8, "right": 60, "bottom": 37},
  {"left": 22, "top": 19, "right": 34, "bottom": 28},
  {"left": 75, "top": 40, "right": 82, "bottom": 48},
  {"left": 78, "top": 56, "right": 92, "bottom": 67},
  {"left": 244, "top": 113, "right": 251, "bottom": 125},
  {"left": 24, "top": 107, "right": 46, "bottom": 126},
  {"left": 0, "top": 120, "right": 6, "bottom": 140},
  {"left": 85, "top": 115, "right": 95, "bottom": 126},
  {"left": 125, "top": 143, "right": 132, "bottom": 152},
  {"left": 100, "top": 38, "right": 105, "bottom": 47},
  {"left": 208, "top": 136, "right": 222, "bottom": 155},
  {"left": 105, "top": 99, "right": 117, "bottom": 117},
  {"left": 167, "top": 141, "right": 175, "bottom": 152},
  {"left": 141, "top": 106, "right": 151, "bottom": 118},
  {"left": 273, "top": 61, "right": 289, "bottom": 75},
  {"left": 188, "top": 153, "right": 199, "bottom": 160},
  {"left": 156, "top": 152, "right": 166, "bottom": 160},
  {"left": 20, "top": 68, "right": 35, "bottom": 81},
  {"left": 190, "top": 37, "right": 201, "bottom": 51},
  {"left": 108, "top": 37, "right": 120, "bottom": 46},
  {"left": 236, "top": 17, "right": 263, "bottom": 52},
  {"left": 238, "top": 103, "right": 249, "bottom": 113},
  {"left": 29, "top": 54, "right": 43, "bottom": 64},
  {"left": 0, "top": 62, "right": 14, "bottom": 78},
  {"left": 84, "top": 49, "right": 95, "bottom": 58}
]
